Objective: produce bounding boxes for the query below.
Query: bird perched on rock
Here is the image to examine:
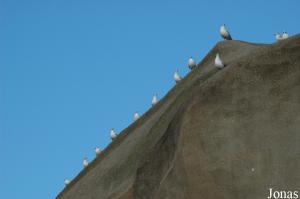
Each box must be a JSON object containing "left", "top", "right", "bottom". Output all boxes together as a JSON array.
[
  {"left": 110, "top": 128, "right": 118, "bottom": 140},
  {"left": 282, "top": 32, "right": 289, "bottom": 39},
  {"left": 64, "top": 179, "right": 71, "bottom": 186},
  {"left": 188, "top": 56, "right": 196, "bottom": 70},
  {"left": 220, "top": 24, "right": 232, "bottom": 40},
  {"left": 174, "top": 69, "right": 182, "bottom": 83},
  {"left": 152, "top": 94, "right": 159, "bottom": 106},
  {"left": 133, "top": 112, "right": 140, "bottom": 121},
  {"left": 275, "top": 32, "right": 283, "bottom": 41},
  {"left": 83, "top": 157, "right": 89, "bottom": 168},
  {"left": 95, "top": 147, "right": 101, "bottom": 156},
  {"left": 215, "top": 53, "right": 225, "bottom": 69}
]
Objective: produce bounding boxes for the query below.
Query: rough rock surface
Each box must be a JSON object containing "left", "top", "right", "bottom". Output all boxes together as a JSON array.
[{"left": 56, "top": 35, "right": 300, "bottom": 199}]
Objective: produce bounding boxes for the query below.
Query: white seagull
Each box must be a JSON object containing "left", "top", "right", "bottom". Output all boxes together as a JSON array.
[
  {"left": 64, "top": 179, "right": 71, "bottom": 186},
  {"left": 275, "top": 32, "right": 283, "bottom": 41},
  {"left": 282, "top": 32, "right": 289, "bottom": 39},
  {"left": 188, "top": 56, "right": 197, "bottom": 70},
  {"left": 220, "top": 24, "right": 232, "bottom": 40},
  {"left": 152, "top": 94, "right": 159, "bottom": 106},
  {"left": 110, "top": 128, "right": 118, "bottom": 140},
  {"left": 133, "top": 112, "right": 140, "bottom": 121},
  {"left": 83, "top": 157, "right": 89, "bottom": 168},
  {"left": 215, "top": 53, "right": 225, "bottom": 69},
  {"left": 95, "top": 147, "right": 101, "bottom": 156},
  {"left": 174, "top": 69, "right": 182, "bottom": 83}
]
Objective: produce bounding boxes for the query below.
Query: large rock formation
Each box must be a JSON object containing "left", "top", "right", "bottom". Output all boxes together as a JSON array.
[{"left": 56, "top": 35, "right": 300, "bottom": 199}]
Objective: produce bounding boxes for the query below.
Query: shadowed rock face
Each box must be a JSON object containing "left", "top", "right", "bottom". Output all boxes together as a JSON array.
[{"left": 56, "top": 35, "right": 300, "bottom": 199}]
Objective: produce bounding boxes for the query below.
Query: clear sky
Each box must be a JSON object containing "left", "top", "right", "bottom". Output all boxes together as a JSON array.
[{"left": 1, "top": 0, "right": 300, "bottom": 198}]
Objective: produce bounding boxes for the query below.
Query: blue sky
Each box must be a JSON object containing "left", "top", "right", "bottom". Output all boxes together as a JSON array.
[{"left": 1, "top": 0, "right": 300, "bottom": 198}]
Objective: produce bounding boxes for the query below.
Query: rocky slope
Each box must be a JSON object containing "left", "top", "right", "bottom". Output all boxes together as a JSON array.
[{"left": 56, "top": 34, "right": 300, "bottom": 199}]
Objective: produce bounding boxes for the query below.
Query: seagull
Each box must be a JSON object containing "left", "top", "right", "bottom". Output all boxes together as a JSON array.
[
  {"left": 275, "top": 32, "right": 284, "bottom": 41},
  {"left": 152, "top": 94, "right": 159, "bottom": 106},
  {"left": 95, "top": 147, "right": 101, "bottom": 156},
  {"left": 215, "top": 53, "right": 225, "bottom": 69},
  {"left": 110, "top": 128, "right": 118, "bottom": 140},
  {"left": 174, "top": 69, "right": 182, "bottom": 83},
  {"left": 220, "top": 24, "right": 232, "bottom": 40},
  {"left": 133, "top": 112, "right": 140, "bottom": 121},
  {"left": 282, "top": 31, "right": 289, "bottom": 39},
  {"left": 188, "top": 56, "right": 197, "bottom": 70},
  {"left": 83, "top": 157, "right": 89, "bottom": 168},
  {"left": 64, "top": 179, "right": 71, "bottom": 186}
]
